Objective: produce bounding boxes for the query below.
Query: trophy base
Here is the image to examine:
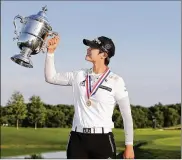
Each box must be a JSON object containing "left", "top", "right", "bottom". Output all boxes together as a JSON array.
[
  {"left": 11, "top": 47, "right": 33, "bottom": 68},
  {"left": 11, "top": 54, "right": 33, "bottom": 68}
]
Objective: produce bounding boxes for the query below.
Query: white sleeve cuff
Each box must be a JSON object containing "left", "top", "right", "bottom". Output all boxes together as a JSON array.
[
  {"left": 125, "top": 142, "right": 133, "bottom": 145},
  {"left": 47, "top": 53, "right": 54, "bottom": 57}
]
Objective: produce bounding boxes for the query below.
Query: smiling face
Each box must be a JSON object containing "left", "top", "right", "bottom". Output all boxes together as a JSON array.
[{"left": 85, "top": 47, "right": 108, "bottom": 64}]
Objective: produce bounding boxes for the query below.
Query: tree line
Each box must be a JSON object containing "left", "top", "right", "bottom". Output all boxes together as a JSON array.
[{"left": 0, "top": 91, "right": 181, "bottom": 129}]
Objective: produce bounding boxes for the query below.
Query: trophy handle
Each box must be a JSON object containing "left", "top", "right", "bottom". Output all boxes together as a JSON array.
[
  {"left": 41, "top": 31, "right": 59, "bottom": 53},
  {"left": 13, "top": 15, "right": 25, "bottom": 41},
  {"left": 47, "top": 31, "right": 58, "bottom": 37}
]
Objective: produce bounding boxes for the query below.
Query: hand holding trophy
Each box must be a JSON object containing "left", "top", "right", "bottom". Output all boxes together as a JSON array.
[
  {"left": 11, "top": 5, "right": 58, "bottom": 68},
  {"left": 47, "top": 36, "right": 60, "bottom": 54}
]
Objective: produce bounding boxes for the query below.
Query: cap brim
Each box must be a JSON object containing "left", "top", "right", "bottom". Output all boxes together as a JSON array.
[{"left": 83, "top": 39, "right": 100, "bottom": 48}]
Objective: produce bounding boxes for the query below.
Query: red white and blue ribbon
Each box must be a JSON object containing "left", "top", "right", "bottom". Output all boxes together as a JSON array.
[{"left": 86, "top": 68, "right": 110, "bottom": 99}]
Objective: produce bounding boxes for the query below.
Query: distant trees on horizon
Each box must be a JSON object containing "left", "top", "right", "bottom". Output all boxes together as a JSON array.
[{"left": 0, "top": 91, "right": 181, "bottom": 129}]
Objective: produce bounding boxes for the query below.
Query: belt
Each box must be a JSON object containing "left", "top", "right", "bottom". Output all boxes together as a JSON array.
[{"left": 72, "top": 126, "right": 112, "bottom": 134}]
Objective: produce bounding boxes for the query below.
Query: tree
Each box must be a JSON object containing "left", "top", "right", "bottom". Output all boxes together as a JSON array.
[
  {"left": 131, "top": 105, "right": 149, "bottom": 128},
  {"left": 0, "top": 107, "right": 8, "bottom": 125},
  {"left": 46, "top": 106, "right": 66, "bottom": 128},
  {"left": 113, "top": 105, "right": 123, "bottom": 128},
  {"left": 7, "top": 91, "right": 27, "bottom": 129},
  {"left": 163, "top": 107, "right": 180, "bottom": 127},
  {"left": 60, "top": 105, "right": 74, "bottom": 128},
  {"left": 28, "top": 96, "right": 46, "bottom": 129}
]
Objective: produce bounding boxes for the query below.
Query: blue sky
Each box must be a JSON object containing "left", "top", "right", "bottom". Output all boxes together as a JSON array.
[{"left": 1, "top": 1, "right": 181, "bottom": 107}]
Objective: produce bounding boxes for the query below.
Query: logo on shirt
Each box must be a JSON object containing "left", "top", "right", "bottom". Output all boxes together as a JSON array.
[
  {"left": 80, "top": 80, "right": 112, "bottom": 92},
  {"left": 99, "top": 85, "right": 112, "bottom": 92}
]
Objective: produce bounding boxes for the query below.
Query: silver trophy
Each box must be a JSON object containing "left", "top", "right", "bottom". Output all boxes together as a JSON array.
[{"left": 11, "top": 6, "right": 58, "bottom": 68}]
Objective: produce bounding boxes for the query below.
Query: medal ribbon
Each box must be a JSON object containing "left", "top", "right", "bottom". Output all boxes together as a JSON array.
[{"left": 86, "top": 68, "right": 110, "bottom": 100}]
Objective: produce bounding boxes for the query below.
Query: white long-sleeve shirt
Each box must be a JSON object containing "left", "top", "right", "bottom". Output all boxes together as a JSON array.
[{"left": 45, "top": 53, "right": 133, "bottom": 145}]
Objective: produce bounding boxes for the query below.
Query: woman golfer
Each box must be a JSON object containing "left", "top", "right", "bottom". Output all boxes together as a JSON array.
[{"left": 45, "top": 35, "right": 134, "bottom": 159}]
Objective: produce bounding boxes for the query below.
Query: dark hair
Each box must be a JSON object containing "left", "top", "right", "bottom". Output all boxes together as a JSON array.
[
  {"left": 104, "top": 57, "right": 110, "bottom": 66},
  {"left": 99, "top": 50, "right": 110, "bottom": 66}
]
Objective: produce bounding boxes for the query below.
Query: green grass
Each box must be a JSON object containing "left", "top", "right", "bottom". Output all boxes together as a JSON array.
[{"left": 1, "top": 127, "right": 181, "bottom": 159}]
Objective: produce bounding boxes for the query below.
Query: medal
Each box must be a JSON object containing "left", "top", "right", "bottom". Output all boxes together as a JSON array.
[
  {"left": 85, "top": 67, "right": 110, "bottom": 107},
  {"left": 86, "top": 100, "right": 92, "bottom": 106}
]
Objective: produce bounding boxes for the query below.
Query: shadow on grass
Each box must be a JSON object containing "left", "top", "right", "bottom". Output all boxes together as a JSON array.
[
  {"left": 25, "top": 154, "right": 44, "bottom": 159},
  {"left": 116, "top": 142, "right": 181, "bottom": 159}
]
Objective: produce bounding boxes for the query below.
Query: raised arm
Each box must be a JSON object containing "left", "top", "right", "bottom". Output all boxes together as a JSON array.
[
  {"left": 114, "top": 77, "right": 134, "bottom": 159},
  {"left": 44, "top": 36, "right": 74, "bottom": 86}
]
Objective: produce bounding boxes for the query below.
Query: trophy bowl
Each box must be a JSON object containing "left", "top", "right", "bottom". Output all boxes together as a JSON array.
[{"left": 11, "top": 5, "right": 58, "bottom": 68}]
